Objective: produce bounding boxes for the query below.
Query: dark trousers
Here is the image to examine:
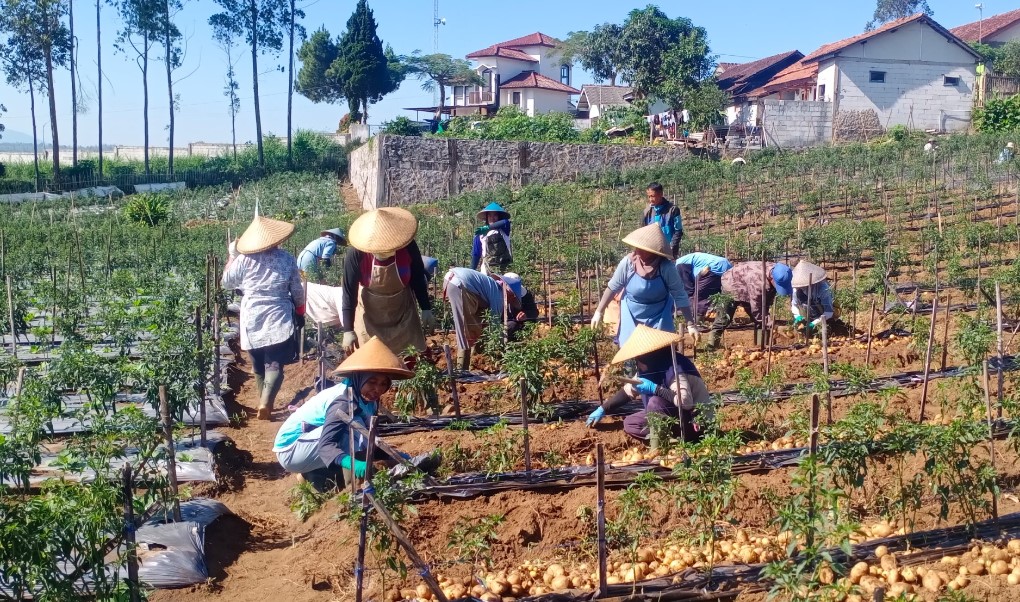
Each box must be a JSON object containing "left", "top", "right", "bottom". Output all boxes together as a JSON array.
[
  {"left": 248, "top": 339, "right": 292, "bottom": 378},
  {"left": 710, "top": 299, "right": 759, "bottom": 333},
  {"left": 623, "top": 396, "right": 701, "bottom": 443}
]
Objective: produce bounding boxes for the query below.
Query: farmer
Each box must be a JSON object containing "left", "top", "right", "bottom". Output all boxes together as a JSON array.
[
  {"left": 501, "top": 272, "right": 539, "bottom": 340},
  {"left": 422, "top": 256, "right": 439, "bottom": 281},
  {"left": 998, "top": 142, "right": 1015, "bottom": 164},
  {"left": 676, "top": 252, "right": 733, "bottom": 319},
  {"left": 297, "top": 228, "right": 346, "bottom": 282},
  {"left": 585, "top": 324, "right": 712, "bottom": 448},
  {"left": 707, "top": 261, "right": 792, "bottom": 350},
  {"left": 590, "top": 223, "right": 697, "bottom": 347},
  {"left": 790, "top": 260, "right": 834, "bottom": 333},
  {"left": 222, "top": 210, "right": 306, "bottom": 420},
  {"left": 273, "top": 336, "right": 413, "bottom": 491},
  {"left": 640, "top": 182, "right": 684, "bottom": 259},
  {"left": 471, "top": 202, "right": 513, "bottom": 275},
  {"left": 923, "top": 138, "right": 936, "bottom": 154},
  {"left": 340, "top": 208, "right": 435, "bottom": 358},
  {"left": 442, "top": 267, "right": 527, "bottom": 371}
]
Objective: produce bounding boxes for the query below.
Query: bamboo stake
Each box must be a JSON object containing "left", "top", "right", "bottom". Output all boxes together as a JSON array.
[
  {"left": 917, "top": 297, "right": 939, "bottom": 423},
  {"left": 804, "top": 274, "right": 814, "bottom": 345},
  {"left": 821, "top": 316, "right": 832, "bottom": 425},
  {"left": 940, "top": 292, "right": 952, "bottom": 371},
  {"left": 213, "top": 298, "right": 222, "bottom": 397},
  {"left": 982, "top": 361, "right": 999, "bottom": 522},
  {"left": 592, "top": 337, "right": 604, "bottom": 406},
  {"left": 760, "top": 257, "right": 767, "bottom": 351},
  {"left": 996, "top": 282, "right": 1005, "bottom": 418},
  {"left": 299, "top": 277, "right": 308, "bottom": 365},
  {"left": 354, "top": 416, "right": 377, "bottom": 602},
  {"left": 158, "top": 385, "right": 182, "bottom": 522},
  {"left": 670, "top": 345, "right": 687, "bottom": 444},
  {"left": 122, "top": 464, "right": 141, "bottom": 602},
  {"left": 349, "top": 423, "right": 358, "bottom": 498},
  {"left": 365, "top": 491, "right": 449, "bottom": 602},
  {"left": 595, "top": 443, "right": 608, "bottom": 599},
  {"left": 5, "top": 275, "right": 16, "bottom": 358},
  {"left": 443, "top": 344, "right": 461, "bottom": 418},
  {"left": 865, "top": 298, "right": 877, "bottom": 366},
  {"left": 317, "top": 323, "right": 325, "bottom": 391},
  {"left": 521, "top": 378, "right": 532, "bottom": 479},
  {"left": 195, "top": 307, "right": 206, "bottom": 447}
]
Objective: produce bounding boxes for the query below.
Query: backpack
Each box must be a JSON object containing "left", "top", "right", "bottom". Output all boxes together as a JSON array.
[{"left": 483, "top": 230, "right": 512, "bottom": 271}]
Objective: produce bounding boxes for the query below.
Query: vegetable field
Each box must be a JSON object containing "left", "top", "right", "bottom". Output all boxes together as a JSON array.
[{"left": 8, "top": 133, "right": 1020, "bottom": 602}]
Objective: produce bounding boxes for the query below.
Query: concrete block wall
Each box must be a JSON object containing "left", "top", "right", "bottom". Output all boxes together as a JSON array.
[
  {"left": 350, "top": 135, "right": 690, "bottom": 209},
  {"left": 762, "top": 100, "right": 834, "bottom": 148}
]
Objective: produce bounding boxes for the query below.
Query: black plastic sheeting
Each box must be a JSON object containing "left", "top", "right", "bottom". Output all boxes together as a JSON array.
[{"left": 136, "top": 498, "right": 232, "bottom": 589}]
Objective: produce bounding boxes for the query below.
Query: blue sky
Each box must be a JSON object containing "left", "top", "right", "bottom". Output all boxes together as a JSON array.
[{"left": 0, "top": 0, "right": 1003, "bottom": 147}]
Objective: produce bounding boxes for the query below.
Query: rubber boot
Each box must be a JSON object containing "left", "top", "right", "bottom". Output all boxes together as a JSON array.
[
  {"left": 257, "top": 369, "right": 284, "bottom": 420},
  {"left": 253, "top": 373, "right": 265, "bottom": 397},
  {"left": 706, "top": 329, "right": 723, "bottom": 351},
  {"left": 456, "top": 348, "right": 472, "bottom": 372}
]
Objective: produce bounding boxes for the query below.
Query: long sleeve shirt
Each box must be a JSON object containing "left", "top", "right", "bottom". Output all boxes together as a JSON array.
[
  {"left": 791, "top": 281, "right": 835, "bottom": 321},
  {"left": 606, "top": 256, "right": 691, "bottom": 310},
  {"left": 470, "top": 219, "right": 511, "bottom": 270},
  {"left": 676, "top": 252, "right": 732, "bottom": 276},
  {"left": 642, "top": 200, "right": 684, "bottom": 258},
  {"left": 300, "top": 236, "right": 339, "bottom": 266},
  {"left": 222, "top": 248, "right": 305, "bottom": 351},
  {"left": 340, "top": 241, "right": 432, "bottom": 332},
  {"left": 316, "top": 393, "right": 378, "bottom": 468},
  {"left": 273, "top": 383, "right": 348, "bottom": 452},
  {"left": 445, "top": 267, "right": 506, "bottom": 316},
  {"left": 720, "top": 261, "right": 777, "bottom": 326}
]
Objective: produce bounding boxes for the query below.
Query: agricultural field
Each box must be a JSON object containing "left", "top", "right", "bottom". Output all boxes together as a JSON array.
[{"left": 7, "top": 133, "right": 1020, "bottom": 602}]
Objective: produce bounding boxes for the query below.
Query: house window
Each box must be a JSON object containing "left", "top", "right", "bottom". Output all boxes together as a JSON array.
[
  {"left": 481, "top": 69, "right": 492, "bottom": 89},
  {"left": 944, "top": 75, "right": 960, "bottom": 86},
  {"left": 512, "top": 91, "right": 521, "bottom": 106},
  {"left": 869, "top": 70, "right": 886, "bottom": 83},
  {"left": 817, "top": 84, "right": 826, "bottom": 100},
  {"left": 560, "top": 64, "right": 570, "bottom": 85}
]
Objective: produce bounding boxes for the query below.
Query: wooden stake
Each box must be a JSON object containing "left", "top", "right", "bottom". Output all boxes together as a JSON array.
[
  {"left": 354, "top": 417, "right": 377, "bottom": 602},
  {"left": 804, "top": 274, "right": 814, "bottom": 345},
  {"left": 317, "top": 322, "right": 325, "bottom": 391},
  {"left": 521, "top": 378, "right": 532, "bottom": 478},
  {"left": 123, "top": 464, "right": 141, "bottom": 602},
  {"left": 809, "top": 393, "right": 820, "bottom": 456},
  {"left": 158, "top": 385, "right": 182, "bottom": 522},
  {"left": 670, "top": 345, "right": 687, "bottom": 444},
  {"left": 365, "top": 491, "right": 450, "bottom": 602},
  {"left": 348, "top": 423, "right": 358, "bottom": 497},
  {"left": 982, "top": 361, "right": 999, "bottom": 522},
  {"left": 940, "top": 292, "right": 951, "bottom": 371},
  {"left": 865, "top": 298, "right": 877, "bottom": 365},
  {"left": 212, "top": 296, "right": 222, "bottom": 398},
  {"left": 918, "top": 297, "right": 939, "bottom": 423},
  {"left": 821, "top": 317, "right": 832, "bottom": 425},
  {"left": 5, "top": 275, "right": 16, "bottom": 358},
  {"left": 443, "top": 344, "right": 461, "bottom": 418},
  {"left": 592, "top": 337, "right": 605, "bottom": 405},
  {"left": 595, "top": 443, "right": 608, "bottom": 599},
  {"left": 996, "top": 282, "right": 1005, "bottom": 418},
  {"left": 195, "top": 307, "right": 207, "bottom": 447}
]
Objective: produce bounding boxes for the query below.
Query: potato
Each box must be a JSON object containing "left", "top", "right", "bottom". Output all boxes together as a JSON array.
[
  {"left": 850, "top": 562, "right": 870, "bottom": 584},
  {"left": 416, "top": 583, "right": 433, "bottom": 599},
  {"left": 966, "top": 561, "right": 985, "bottom": 576},
  {"left": 1009, "top": 540, "right": 1020, "bottom": 554},
  {"left": 875, "top": 545, "right": 890, "bottom": 558},
  {"left": 941, "top": 555, "right": 959, "bottom": 566},
  {"left": 872, "top": 522, "right": 893, "bottom": 538},
  {"left": 1009, "top": 573, "right": 1020, "bottom": 586},
  {"left": 550, "top": 576, "right": 570, "bottom": 590},
  {"left": 479, "top": 593, "right": 500, "bottom": 602},
  {"left": 818, "top": 565, "right": 834, "bottom": 585},
  {"left": 922, "top": 572, "right": 942, "bottom": 592},
  {"left": 506, "top": 572, "right": 522, "bottom": 586},
  {"left": 880, "top": 554, "right": 898, "bottom": 571},
  {"left": 606, "top": 576, "right": 621, "bottom": 585},
  {"left": 487, "top": 579, "right": 509, "bottom": 596},
  {"left": 991, "top": 560, "right": 1010, "bottom": 575}
]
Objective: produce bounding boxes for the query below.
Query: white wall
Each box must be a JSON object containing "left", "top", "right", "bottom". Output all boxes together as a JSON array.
[
  {"left": 817, "top": 63, "right": 837, "bottom": 101},
  {"left": 726, "top": 103, "right": 760, "bottom": 126},
  {"left": 988, "top": 22, "right": 1020, "bottom": 45},
  {"left": 531, "top": 89, "right": 574, "bottom": 114},
  {"left": 837, "top": 20, "right": 975, "bottom": 64}
]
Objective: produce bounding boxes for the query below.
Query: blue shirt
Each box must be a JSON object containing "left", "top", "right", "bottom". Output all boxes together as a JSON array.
[
  {"left": 299, "top": 236, "right": 339, "bottom": 267},
  {"left": 447, "top": 267, "right": 505, "bottom": 315},
  {"left": 273, "top": 383, "right": 348, "bottom": 451},
  {"left": 677, "top": 253, "right": 732, "bottom": 276}
]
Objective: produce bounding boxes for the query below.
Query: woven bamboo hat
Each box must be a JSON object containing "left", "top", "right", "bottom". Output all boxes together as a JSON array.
[
  {"left": 235, "top": 208, "right": 295, "bottom": 255},
  {"left": 331, "top": 336, "right": 414, "bottom": 379},
  {"left": 622, "top": 223, "right": 672, "bottom": 259},
  {"left": 348, "top": 208, "right": 418, "bottom": 254},
  {"left": 791, "top": 260, "right": 827, "bottom": 288},
  {"left": 477, "top": 201, "right": 510, "bottom": 221},
  {"left": 321, "top": 228, "right": 347, "bottom": 244},
  {"left": 611, "top": 324, "right": 684, "bottom": 365}
]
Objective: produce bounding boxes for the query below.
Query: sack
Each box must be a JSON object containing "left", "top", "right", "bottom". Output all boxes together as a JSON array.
[{"left": 483, "top": 230, "right": 512, "bottom": 270}]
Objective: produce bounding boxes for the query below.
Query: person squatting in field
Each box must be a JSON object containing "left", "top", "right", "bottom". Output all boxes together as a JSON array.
[
  {"left": 442, "top": 267, "right": 534, "bottom": 372},
  {"left": 790, "top": 260, "right": 835, "bottom": 334},
  {"left": 222, "top": 210, "right": 306, "bottom": 420},
  {"left": 471, "top": 201, "right": 513, "bottom": 275},
  {"left": 590, "top": 223, "right": 698, "bottom": 348},
  {"left": 585, "top": 324, "right": 713, "bottom": 449},
  {"left": 675, "top": 252, "right": 733, "bottom": 320},
  {"left": 707, "top": 261, "right": 793, "bottom": 350},
  {"left": 297, "top": 227, "right": 346, "bottom": 282},
  {"left": 339, "top": 208, "right": 436, "bottom": 361}
]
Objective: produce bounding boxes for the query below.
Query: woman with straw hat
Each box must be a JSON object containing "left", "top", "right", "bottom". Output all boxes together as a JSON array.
[
  {"left": 590, "top": 223, "right": 697, "bottom": 347},
  {"left": 272, "top": 336, "right": 414, "bottom": 490},
  {"left": 297, "top": 227, "right": 347, "bottom": 282},
  {"left": 585, "top": 324, "right": 712, "bottom": 448},
  {"left": 340, "top": 208, "right": 435, "bottom": 357},
  {"left": 790, "top": 260, "right": 834, "bottom": 333},
  {"left": 471, "top": 201, "right": 513, "bottom": 275},
  {"left": 222, "top": 210, "right": 306, "bottom": 420}
]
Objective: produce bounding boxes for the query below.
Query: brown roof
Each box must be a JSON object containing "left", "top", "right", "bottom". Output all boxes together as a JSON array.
[
  {"left": 467, "top": 32, "right": 561, "bottom": 59},
  {"left": 576, "top": 85, "right": 634, "bottom": 110},
  {"left": 746, "top": 60, "right": 819, "bottom": 97},
  {"left": 717, "top": 50, "right": 804, "bottom": 98},
  {"left": 951, "top": 8, "right": 1020, "bottom": 42},
  {"left": 499, "top": 70, "right": 580, "bottom": 94},
  {"left": 802, "top": 13, "right": 980, "bottom": 64}
]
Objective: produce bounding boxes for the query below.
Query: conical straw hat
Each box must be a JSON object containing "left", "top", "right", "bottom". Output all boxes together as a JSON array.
[
  {"left": 331, "top": 336, "right": 414, "bottom": 379},
  {"left": 348, "top": 208, "right": 418, "bottom": 254},
  {"left": 235, "top": 211, "right": 295, "bottom": 255},
  {"left": 477, "top": 201, "right": 510, "bottom": 221},
  {"left": 610, "top": 324, "right": 684, "bottom": 365},
  {"left": 791, "top": 260, "right": 827, "bottom": 288},
  {"left": 622, "top": 223, "right": 672, "bottom": 259}
]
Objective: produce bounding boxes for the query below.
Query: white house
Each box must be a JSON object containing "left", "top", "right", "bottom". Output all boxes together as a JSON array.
[
  {"left": 754, "top": 13, "right": 981, "bottom": 133},
  {"left": 574, "top": 85, "right": 668, "bottom": 122},
  {"left": 717, "top": 50, "right": 803, "bottom": 126},
  {"left": 450, "top": 32, "right": 580, "bottom": 117},
  {"left": 951, "top": 8, "right": 1020, "bottom": 46}
]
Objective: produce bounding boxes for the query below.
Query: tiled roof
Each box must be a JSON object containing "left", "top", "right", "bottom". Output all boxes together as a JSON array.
[
  {"left": 467, "top": 32, "right": 560, "bottom": 58},
  {"left": 717, "top": 50, "right": 803, "bottom": 96},
  {"left": 951, "top": 8, "right": 1020, "bottom": 42},
  {"left": 802, "top": 13, "right": 980, "bottom": 63},
  {"left": 576, "top": 85, "right": 634, "bottom": 110},
  {"left": 746, "top": 60, "right": 819, "bottom": 97},
  {"left": 499, "top": 70, "right": 580, "bottom": 94}
]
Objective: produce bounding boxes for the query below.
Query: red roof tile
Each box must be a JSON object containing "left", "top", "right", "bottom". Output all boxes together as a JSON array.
[
  {"left": 746, "top": 60, "right": 819, "bottom": 97},
  {"left": 467, "top": 32, "right": 560, "bottom": 59},
  {"left": 467, "top": 46, "right": 537, "bottom": 62},
  {"left": 717, "top": 50, "right": 804, "bottom": 96},
  {"left": 499, "top": 70, "right": 580, "bottom": 94},
  {"left": 951, "top": 8, "right": 1020, "bottom": 42},
  {"left": 802, "top": 13, "right": 979, "bottom": 64}
]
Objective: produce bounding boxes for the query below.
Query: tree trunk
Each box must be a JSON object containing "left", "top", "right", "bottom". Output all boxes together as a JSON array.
[
  {"left": 362, "top": 95, "right": 368, "bottom": 123},
  {"left": 164, "top": 0, "right": 174, "bottom": 176},
  {"left": 28, "top": 70, "right": 41, "bottom": 193},
  {"left": 251, "top": 0, "right": 264, "bottom": 169},
  {"left": 45, "top": 45, "right": 60, "bottom": 179},
  {"left": 286, "top": 0, "right": 295, "bottom": 169},
  {"left": 96, "top": 0, "right": 103, "bottom": 179},
  {"left": 143, "top": 33, "right": 150, "bottom": 175},
  {"left": 70, "top": 0, "right": 78, "bottom": 166},
  {"left": 435, "top": 84, "right": 445, "bottom": 124},
  {"left": 610, "top": 72, "right": 617, "bottom": 87}
]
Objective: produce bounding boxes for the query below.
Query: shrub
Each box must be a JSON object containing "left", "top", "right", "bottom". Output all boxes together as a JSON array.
[
  {"left": 381, "top": 116, "right": 424, "bottom": 137},
  {"left": 974, "top": 96, "right": 1020, "bottom": 133},
  {"left": 124, "top": 193, "right": 171, "bottom": 226},
  {"left": 440, "top": 106, "right": 582, "bottom": 143}
]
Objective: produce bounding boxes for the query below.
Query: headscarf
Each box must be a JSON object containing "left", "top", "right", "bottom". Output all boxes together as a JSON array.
[
  {"left": 631, "top": 250, "right": 661, "bottom": 279},
  {"left": 635, "top": 347, "right": 673, "bottom": 383},
  {"left": 343, "top": 371, "right": 391, "bottom": 416}
]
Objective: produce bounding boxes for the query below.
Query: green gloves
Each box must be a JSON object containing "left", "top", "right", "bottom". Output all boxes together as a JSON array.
[
  {"left": 340, "top": 455, "right": 367, "bottom": 478},
  {"left": 475, "top": 225, "right": 490, "bottom": 236}
]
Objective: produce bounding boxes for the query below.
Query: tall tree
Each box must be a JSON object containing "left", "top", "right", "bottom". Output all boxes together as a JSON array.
[
  {"left": 0, "top": 0, "right": 48, "bottom": 190},
  {"left": 866, "top": 0, "right": 932, "bottom": 30},
  {"left": 115, "top": 0, "right": 161, "bottom": 175},
  {"left": 210, "top": 0, "right": 289, "bottom": 169},
  {"left": 158, "top": 0, "right": 183, "bottom": 175},
  {"left": 96, "top": 0, "right": 103, "bottom": 177},
  {"left": 214, "top": 27, "right": 242, "bottom": 158},
  {"left": 559, "top": 23, "right": 624, "bottom": 86},
  {"left": 69, "top": 0, "right": 77, "bottom": 165},
  {"left": 332, "top": 0, "right": 398, "bottom": 123},
  {"left": 285, "top": 0, "right": 305, "bottom": 168},
  {"left": 405, "top": 53, "right": 482, "bottom": 123},
  {"left": 296, "top": 27, "right": 343, "bottom": 104}
]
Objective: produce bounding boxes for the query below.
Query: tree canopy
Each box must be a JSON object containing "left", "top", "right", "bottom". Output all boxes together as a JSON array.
[
  {"left": 559, "top": 23, "right": 624, "bottom": 86},
  {"left": 405, "top": 52, "right": 482, "bottom": 120},
  {"left": 866, "top": 0, "right": 932, "bottom": 30}
]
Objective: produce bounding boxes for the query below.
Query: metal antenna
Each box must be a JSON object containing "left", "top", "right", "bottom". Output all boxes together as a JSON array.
[{"left": 432, "top": 0, "right": 445, "bottom": 104}]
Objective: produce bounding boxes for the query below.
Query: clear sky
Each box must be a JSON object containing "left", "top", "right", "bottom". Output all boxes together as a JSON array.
[{"left": 0, "top": 0, "right": 1005, "bottom": 147}]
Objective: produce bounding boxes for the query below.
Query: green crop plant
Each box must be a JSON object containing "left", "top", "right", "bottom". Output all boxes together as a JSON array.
[
  {"left": 477, "top": 419, "right": 524, "bottom": 475},
  {"left": 736, "top": 367, "right": 785, "bottom": 439},
  {"left": 446, "top": 513, "right": 505, "bottom": 573},
  {"left": 289, "top": 480, "right": 332, "bottom": 522},
  {"left": 394, "top": 351, "right": 444, "bottom": 417},
  {"left": 607, "top": 471, "right": 662, "bottom": 589}
]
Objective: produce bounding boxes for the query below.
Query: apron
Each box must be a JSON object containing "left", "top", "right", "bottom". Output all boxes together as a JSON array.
[
  {"left": 479, "top": 230, "right": 512, "bottom": 276},
  {"left": 617, "top": 269, "right": 674, "bottom": 346},
  {"left": 354, "top": 258, "right": 426, "bottom": 355}
]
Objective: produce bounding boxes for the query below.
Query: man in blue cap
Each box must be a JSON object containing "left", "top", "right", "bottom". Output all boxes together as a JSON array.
[
  {"left": 471, "top": 202, "right": 512, "bottom": 275},
  {"left": 441, "top": 267, "right": 529, "bottom": 371},
  {"left": 298, "top": 228, "right": 346, "bottom": 282},
  {"left": 707, "top": 261, "right": 793, "bottom": 350}
]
